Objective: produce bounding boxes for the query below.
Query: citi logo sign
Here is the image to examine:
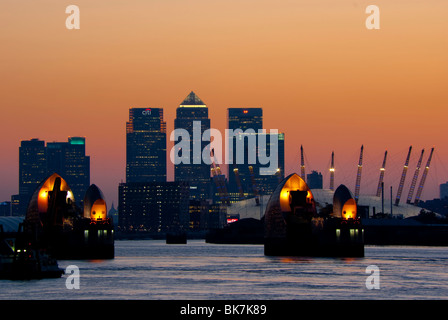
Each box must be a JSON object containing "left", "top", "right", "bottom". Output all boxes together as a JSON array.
[{"left": 142, "top": 108, "right": 152, "bottom": 116}]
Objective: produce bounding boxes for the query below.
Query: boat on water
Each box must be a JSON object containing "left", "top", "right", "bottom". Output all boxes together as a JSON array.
[
  {"left": 0, "top": 225, "right": 64, "bottom": 280},
  {"left": 166, "top": 231, "right": 187, "bottom": 244}
]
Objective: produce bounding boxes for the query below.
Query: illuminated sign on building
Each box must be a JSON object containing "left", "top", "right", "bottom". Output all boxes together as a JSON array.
[{"left": 142, "top": 108, "right": 152, "bottom": 115}]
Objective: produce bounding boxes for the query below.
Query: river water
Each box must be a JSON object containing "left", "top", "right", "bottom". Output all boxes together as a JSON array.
[{"left": 1, "top": 240, "right": 447, "bottom": 300}]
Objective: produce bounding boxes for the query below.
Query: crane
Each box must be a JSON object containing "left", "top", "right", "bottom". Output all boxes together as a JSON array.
[
  {"left": 329, "top": 151, "right": 335, "bottom": 191},
  {"left": 276, "top": 168, "right": 282, "bottom": 184},
  {"left": 211, "top": 166, "right": 225, "bottom": 204},
  {"left": 211, "top": 149, "right": 230, "bottom": 206},
  {"left": 232, "top": 167, "right": 245, "bottom": 200},
  {"left": 248, "top": 165, "right": 260, "bottom": 206},
  {"left": 300, "top": 145, "right": 306, "bottom": 182},
  {"left": 414, "top": 147, "right": 434, "bottom": 206},
  {"left": 395, "top": 146, "right": 412, "bottom": 206},
  {"left": 354, "top": 145, "right": 364, "bottom": 203},
  {"left": 406, "top": 149, "right": 425, "bottom": 204},
  {"left": 375, "top": 150, "right": 388, "bottom": 197}
]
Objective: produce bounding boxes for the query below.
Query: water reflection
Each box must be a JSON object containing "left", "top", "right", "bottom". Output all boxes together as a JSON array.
[
  {"left": 267, "top": 256, "right": 314, "bottom": 264},
  {"left": 2, "top": 241, "right": 448, "bottom": 300}
]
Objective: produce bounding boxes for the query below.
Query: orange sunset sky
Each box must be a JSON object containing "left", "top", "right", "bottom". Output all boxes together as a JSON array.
[{"left": 1, "top": 0, "right": 447, "bottom": 207}]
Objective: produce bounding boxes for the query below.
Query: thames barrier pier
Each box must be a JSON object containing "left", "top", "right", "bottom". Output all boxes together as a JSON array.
[
  {"left": 264, "top": 173, "right": 364, "bottom": 257},
  {"left": 24, "top": 173, "right": 114, "bottom": 260},
  {"left": 1, "top": 173, "right": 114, "bottom": 279}
]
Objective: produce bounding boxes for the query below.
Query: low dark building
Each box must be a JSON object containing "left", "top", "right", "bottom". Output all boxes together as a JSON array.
[
  {"left": 419, "top": 198, "right": 448, "bottom": 216},
  {"left": 307, "top": 171, "right": 323, "bottom": 189},
  {"left": 188, "top": 199, "right": 208, "bottom": 231},
  {"left": 206, "top": 218, "right": 264, "bottom": 244},
  {"left": 0, "top": 202, "right": 11, "bottom": 217},
  {"left": 118, "top": 181, "right": 190, "bottom": 234}
]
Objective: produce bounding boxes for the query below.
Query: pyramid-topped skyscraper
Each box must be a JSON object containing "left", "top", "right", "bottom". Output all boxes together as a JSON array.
[
  {"left": 179, "top": 91, "right": 206, "bottom": 107},
  {"left": 174, "top": 91, "right": 211, "bottom": 200}
]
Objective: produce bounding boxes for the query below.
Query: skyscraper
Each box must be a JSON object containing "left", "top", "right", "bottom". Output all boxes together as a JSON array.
[
  {"left": 46, "top": 137, "right": 90, "bottom": 207},
  {"left": 174, "top": 92, "right": 211, "bottom": 200},
  {"left": 13, "top": 138, "right": 47, "bottom": 215},
  {"left": 227, "top": 108, "right": 284, "bottom": 200},
  {"left": 19, "top": 138, "right": 47, "bottom": 200},
  {"left": 256, "top": 131, "right": 285, "bottom": 195},
  {"left": 228, "top": 108, "right": 262, "bottom": 200},
  {"left": 228, "top": 108, "right": 263, "bottom": 132},
  {"left": 126, "top": 107, "right": 167, "bottom": 183},
  {"left": 13, "top": 137, "right": 90, "bottom": 215}
]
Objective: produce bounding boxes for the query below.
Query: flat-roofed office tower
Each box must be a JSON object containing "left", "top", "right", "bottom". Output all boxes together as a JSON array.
[
  {"left": 13, "top": 137, "right": 90, "bottom": 214},
  {"left": 19, "top": 139, "right": 47, "bottom": 198},
  {"left": 174, "top": 92, "right": 211, "bottom": 200},
  {"left": 227, "top": 108, "right": 262, "bottom": 200},
  {"left": 126, "top": 107, "right": 167, "bottom": 183},
  {"left": 16, "top": 138, "right": 47, "bottom": 215},
  {"left": 227, "top": 108, "right": 284, "bottom": 201},
  {"left": 228, "top": 108, "right": 263, "bottom": 133},
  {"left": 47, "top": 137, "right": 90, "bottom": 207}
]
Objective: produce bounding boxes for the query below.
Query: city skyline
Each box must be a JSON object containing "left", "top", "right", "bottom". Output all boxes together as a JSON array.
[
  {"left": 4, "top": 100, "right": 446, "bottom": 211},
  {"left": 1, "top": 0, "right": 447, "bottom": 208},
  {"left": 2, "top": 0, "right": 448, "bottom": 306}
]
